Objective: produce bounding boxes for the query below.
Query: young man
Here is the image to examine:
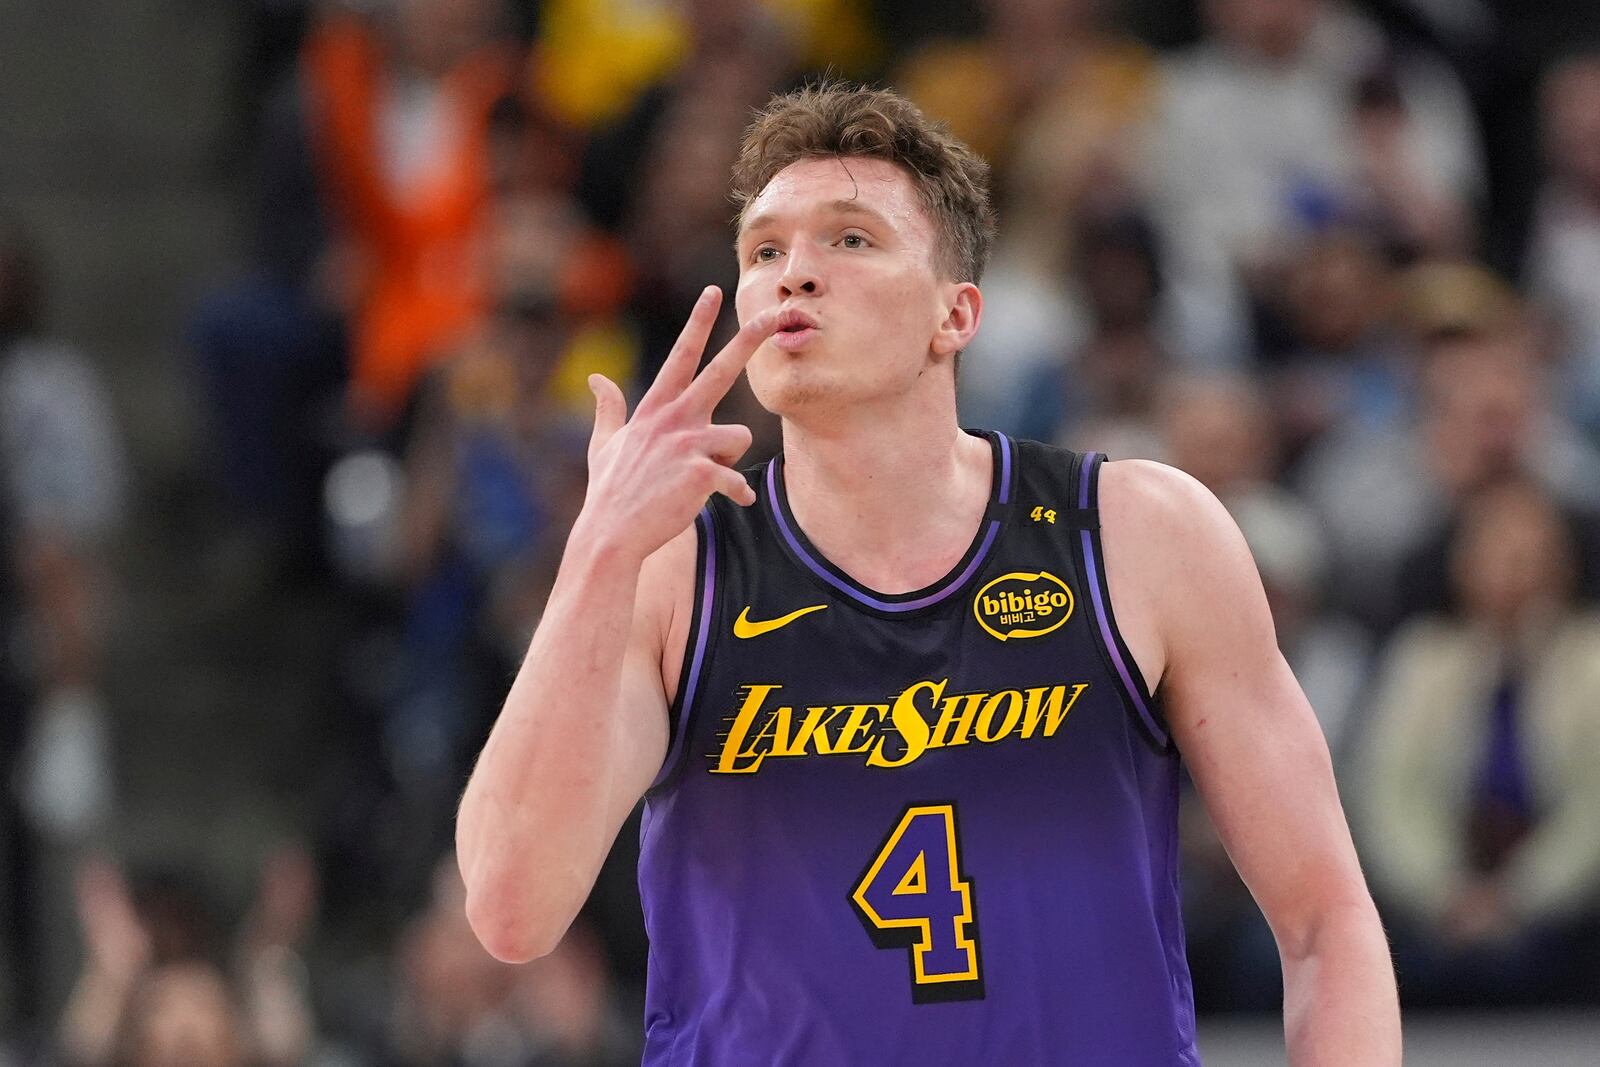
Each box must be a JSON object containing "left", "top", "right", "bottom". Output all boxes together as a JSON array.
[{"left": 456, "top": 84, "right": 1401, "bottom": 1064}]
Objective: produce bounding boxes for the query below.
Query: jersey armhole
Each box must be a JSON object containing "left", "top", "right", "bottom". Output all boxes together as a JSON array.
[
  {"left": 1069, "top": 452, "right": 1172, "bottom": 753},
  {"left": 647, "top": 506, "right": 718, "bottom": 795}
]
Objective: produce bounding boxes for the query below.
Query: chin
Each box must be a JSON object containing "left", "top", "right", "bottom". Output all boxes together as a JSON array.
[{"left": 748, "top": 362, "right": 856, "bottom": 419}]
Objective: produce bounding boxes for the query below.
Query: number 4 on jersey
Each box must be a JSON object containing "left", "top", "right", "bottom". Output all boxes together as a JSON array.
[{"left": 851, "top": 803, "right": 984, "bottom": 1003}]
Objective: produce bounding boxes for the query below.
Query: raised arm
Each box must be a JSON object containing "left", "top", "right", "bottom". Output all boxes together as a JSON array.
[
  {"left": 457, "top": 288, "right": 773, "bottom": 962},
  {"left": 1100, "top": 460, "right": 1401, "bottom": 1066}
]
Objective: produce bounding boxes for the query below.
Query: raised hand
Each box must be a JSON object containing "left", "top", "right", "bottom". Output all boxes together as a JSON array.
[
  {"left": 580, "top": 287, "right": 775, "bottom": 563},
  {"left": 74, "top": 857, "right": 150, "bottom": 985}
]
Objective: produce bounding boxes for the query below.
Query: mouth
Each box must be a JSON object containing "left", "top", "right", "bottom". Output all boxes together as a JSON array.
[
  {"left": 772, "top": 325, "right": 817, "bottom": 352},
  {"left": 772, "top": 310, "right": 818, "bottom": 351}
]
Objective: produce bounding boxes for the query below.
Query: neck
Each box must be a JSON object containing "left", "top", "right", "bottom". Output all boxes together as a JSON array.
[{"left": 777, "top": 383, "right": 993, "bottom": 593}]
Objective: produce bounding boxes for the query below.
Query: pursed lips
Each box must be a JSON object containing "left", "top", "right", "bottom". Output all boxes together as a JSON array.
[{"left": 772, "top": 309, "right": 819, "bottom": 351}]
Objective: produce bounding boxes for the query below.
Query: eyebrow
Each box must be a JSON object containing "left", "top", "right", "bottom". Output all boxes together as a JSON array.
[{"left": 739, "top": 198, "right": 895, "bottom": 241}]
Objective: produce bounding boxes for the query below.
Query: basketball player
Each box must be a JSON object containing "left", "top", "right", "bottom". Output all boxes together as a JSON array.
[{"left": 456, "top": 84, "right": 1400, "bottom": 1064}]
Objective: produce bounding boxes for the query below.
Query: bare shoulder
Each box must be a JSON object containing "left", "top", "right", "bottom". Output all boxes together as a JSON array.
[
  {"left": 1099, "top": 459, "right": 1255, "bottom": 583},
  {"left": 638, "top": 520, "right": 703, "bottom": 705},
  {"left": 1096, "top": 459, "right": 1264, "bottom": 690},
  {"left": 1098, "top": 458, "right": 1234, "bottom": 540}
]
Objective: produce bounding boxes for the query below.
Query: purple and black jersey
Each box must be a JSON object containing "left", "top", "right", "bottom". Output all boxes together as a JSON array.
[{"left": 637, "top": 434, "right": 1200, "bottom": 1065}]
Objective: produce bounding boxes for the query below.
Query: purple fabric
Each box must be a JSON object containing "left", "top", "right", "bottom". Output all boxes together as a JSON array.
[
  {"left": 1476, "top": 674, "right": 1533, "bottom": 821},
  {"left": 1076, "top": 450, "right": 1095, "bottom": 510},
  {"left": 997, "top": 429, "right": 1012, "bottom": 504},
  {"left": 651, "top": 507, "right": 716, "bottom": 790},
  {"left": 636, "top": 439, "right": 1200, "bottom": 1065},
  {"left": 1078, "top": 452, "right": 1167, "bottom": 747}
]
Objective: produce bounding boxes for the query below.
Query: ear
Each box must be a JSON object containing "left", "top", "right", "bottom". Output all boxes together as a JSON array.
[{"left": 931, "top": 282, "right": 982, "bottom": 359}]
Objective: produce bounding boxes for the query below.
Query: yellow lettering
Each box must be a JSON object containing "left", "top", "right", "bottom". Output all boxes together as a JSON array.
[
  {"left": 807, "top": 705, "right": 858, "bottom": 754},
  {"left": 974, "top": 690, "right": 1023, "bottom": 743},
  {"left": 749, "top": 705, "right": 795, "bottom": 755},
  {"left": 1018, "top": 683, "right": 1088, "bottom": 738},
  {"left": 714, "top": 679, "right": 1090, "bottom": 775},
  {"left": 930, "top": 691, "right": 984, "bottom": 748},
  {"left": 868, "top": 679, "right": 945, "bottom": 768},
  {"left": 786, "top": 705, "right": 830, "bottom": 754},
  {"left": 714, "top": 684, "right": 782, "bottom": 773},
  {"left": 833, "top": 704, "right": 886, "bottom": 754}
]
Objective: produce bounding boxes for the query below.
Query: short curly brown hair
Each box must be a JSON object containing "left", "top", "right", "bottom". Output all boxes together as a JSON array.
[{"left": 730, "top": 82, "right": 998, "bottom": 284}]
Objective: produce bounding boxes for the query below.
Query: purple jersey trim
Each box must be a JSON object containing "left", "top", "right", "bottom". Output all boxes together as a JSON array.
[
  {"left": 1078, "top": 452, "right": 1168, "bottom": 748},
  {"left": 997, "top": 429, "right": 1013, "bottom": 504},
  {"left": 763, "top": 433, "right": 1010, "bottom": 613},
  {"left": 651, "top": 507, "right": 716, "bottom": 790}
]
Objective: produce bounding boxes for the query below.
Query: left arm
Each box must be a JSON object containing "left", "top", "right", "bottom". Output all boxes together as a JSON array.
[{"left": 1100, "top": 460, "right": 1400, "bottom": 1066}]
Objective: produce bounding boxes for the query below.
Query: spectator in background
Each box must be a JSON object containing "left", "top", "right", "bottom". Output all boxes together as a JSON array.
[
  {"left": 531, "top": 0, "right": 878, "bottom": 132},
  {"left": 1257, "top": 227, "right": 1409, "bottom": 463},
  {"left": 1527, "top": 49, "right": 1600, "bottom": 436},
  {"left": 189, "top": 35, "right": 348, "bottom": 583},
  {"left": 390, "top": 193, "right": 597, "bottom": 807},
  {"left": 1357, "top": 481, "right": 1600, "bottom": 1006},
  {"left": 1381, "top": 264, "right": 1600, "bottom": 622},
  {"left": 500, "top": 922, "right": 638, "bottom": 1067},
  {"left": 1017, "top": 209, "right": 1172, "bottom": 455},
  {"left": 310, "top": 90, "right": 632, "bottom": 924},
  {"left": 897, "top": 0, "right": 1160, "bottom": 430},
  {"left": 894, "top": 0, "right": 1155, "bottom": 177},
  {"left": 58, "top": 847, "right": 317, "bottom": 1067},
  {"left": 0, "top": 216, "right": 124, "bottom": 1035},
  {"left": 1347, "top": 58, "right": 1475, "bottom": 261},
  {"left": 386, "top": 858, "right": 513, "bottom": 1066},
  {"left": 385, "top": 83, "right": 630, "bottom": 776},
  {"left": 1146, "top": 0, "right": 1482, "bottom": 366},
  {"left": 302, "top": 0, "right": 517, "bottom": 430},
  {"left": 1298, "top": 261, "right": 1600, "bottom": 627},
  {"left": 577, "top": 0, "right": 803, "bottom": 393},
  {"left": 385, "top": 856, "right": 637, "bottom": 1067}
]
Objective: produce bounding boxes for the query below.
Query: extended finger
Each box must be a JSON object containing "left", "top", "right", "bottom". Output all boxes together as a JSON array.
[
  {"left": 587, "top": 373, "right": 627, "bottom": 461},
  {"left": 637, "top": 286, "right": 722, "bottom": 414},
  {"left": 699, "top": 422, "right": 754, "bottom": 467},
  {"left": 680, "top": 308, "right": 777, "bottom": 415},
  {"left": 708, "top": 461, "right": 757, "bottom": 507}
]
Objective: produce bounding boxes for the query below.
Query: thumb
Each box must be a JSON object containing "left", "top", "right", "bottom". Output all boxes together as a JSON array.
[{"left": 587, "top": 373, "right": 627, "bottom": 456}]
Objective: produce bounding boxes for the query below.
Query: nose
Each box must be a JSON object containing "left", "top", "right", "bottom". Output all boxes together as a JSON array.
[{"left": 778, "top": 245, "right": 822, "bottom": 299}]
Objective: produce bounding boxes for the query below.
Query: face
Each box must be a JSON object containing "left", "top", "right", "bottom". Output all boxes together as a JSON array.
[
  {"left": 1286, "top": 233, "right": 1388, "bottom": 351},
  {"left": 735, "top": 157, "right": 978, "bottom": 419},
  {"left": 1453, "top": 484, "right": 1574, "bottom": 627},
  {"left": 1422, "top": 335, "right": 1540, "bottom": 488}
]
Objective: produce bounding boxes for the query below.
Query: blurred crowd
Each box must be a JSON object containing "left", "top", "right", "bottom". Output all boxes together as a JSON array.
[{"left": 4, "top": 0, "right": 1600, "bottom": 1062}]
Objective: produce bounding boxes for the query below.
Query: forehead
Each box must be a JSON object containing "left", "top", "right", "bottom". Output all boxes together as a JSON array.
[{"left": 740, "top": 156, "right": 933, "bottom": 238}]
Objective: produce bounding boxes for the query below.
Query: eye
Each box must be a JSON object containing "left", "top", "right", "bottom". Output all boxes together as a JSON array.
[
  {"left": 840, "top": 233, "right": 867, "bottom": 249},
  {"left": 752, "top": 245, "right": 781, "bottom": 264}
]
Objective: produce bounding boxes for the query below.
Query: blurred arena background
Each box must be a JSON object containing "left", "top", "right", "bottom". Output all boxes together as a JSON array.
[{"left": 2, "top": 0, "right": 1599, "bottom": 1063}]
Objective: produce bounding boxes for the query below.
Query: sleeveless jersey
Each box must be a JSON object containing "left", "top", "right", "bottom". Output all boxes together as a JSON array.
[{"left": 636, "top": 433, "right": 1199, "bottom": 1065}]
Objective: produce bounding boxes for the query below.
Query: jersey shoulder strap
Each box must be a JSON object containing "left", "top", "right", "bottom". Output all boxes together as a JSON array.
[
  {"left": 1015, "top": 442, "right": 1170, "bottom": 751},
  {"left": 648, "top": 460, "right": 774, "bottom": 795}
]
